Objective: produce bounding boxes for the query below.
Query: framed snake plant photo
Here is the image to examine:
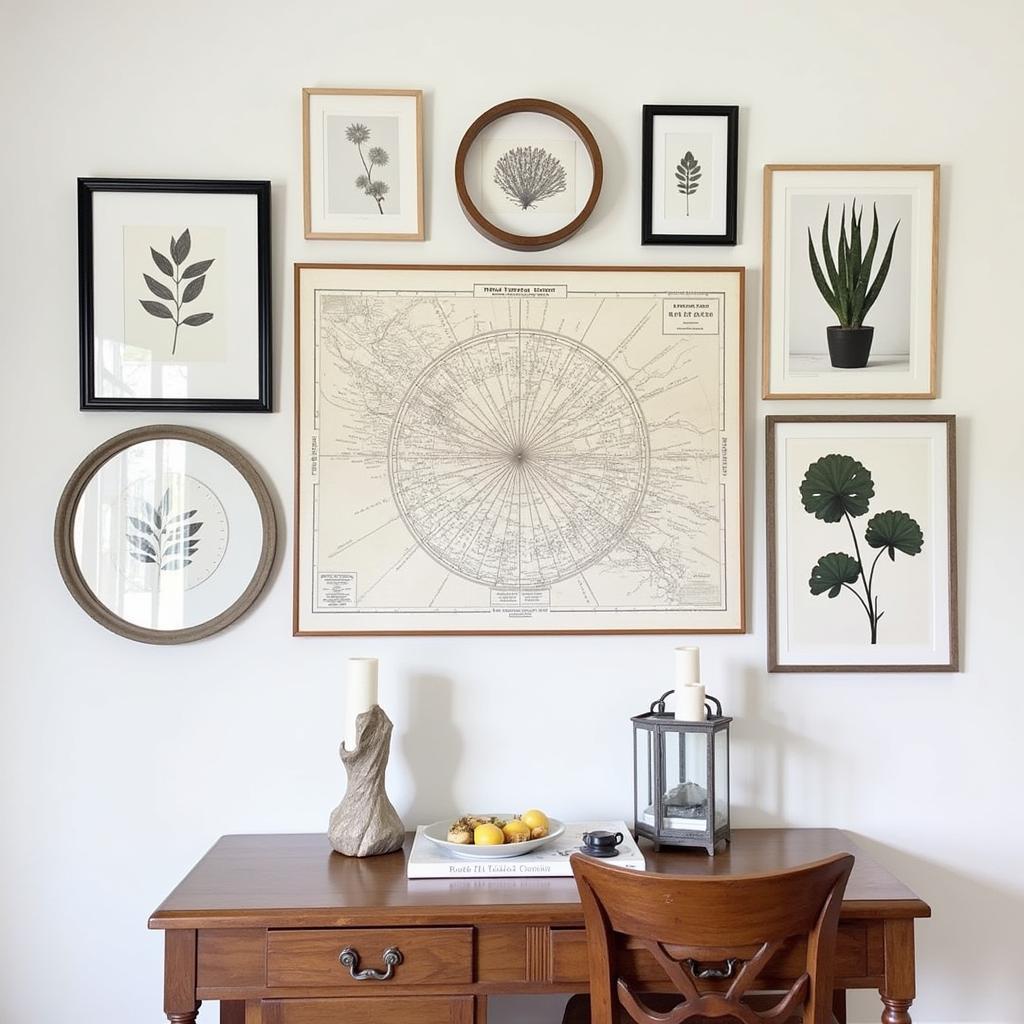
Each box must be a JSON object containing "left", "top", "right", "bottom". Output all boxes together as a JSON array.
[
  {"left": 766, "top": 416, "right": 958, "bottom": 673},
  {"left": 78, "top": 178, "right": 272, "bottom": 411},
  {"left": 641, "top": 105, "right": 738, "bottom": 246},
  {"left": 762, "top": 164, "right": 939, "bottom": 399}
]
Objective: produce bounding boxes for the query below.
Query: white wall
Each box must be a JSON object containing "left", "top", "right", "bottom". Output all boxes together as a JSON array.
[{"left": 1, "top": 1, "right": 1022, "bottom": 1022}]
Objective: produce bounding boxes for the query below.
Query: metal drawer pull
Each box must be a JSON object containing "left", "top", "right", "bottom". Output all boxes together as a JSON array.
[
  {"left": 684, "top": 957, "right": 742, "bottom": 980},
  {"left": 338, "top": 946, "right": 403, "bottom": 981}
]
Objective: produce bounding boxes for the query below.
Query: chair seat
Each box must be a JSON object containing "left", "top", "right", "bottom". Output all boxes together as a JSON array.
[{"left": 561, "top": 992, "right": 833, "bottom": 1024}]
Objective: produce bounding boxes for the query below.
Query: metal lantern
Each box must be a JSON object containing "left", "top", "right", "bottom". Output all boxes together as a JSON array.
[{"left": 632, "top": 691, "right": 732, "bottom": 854}]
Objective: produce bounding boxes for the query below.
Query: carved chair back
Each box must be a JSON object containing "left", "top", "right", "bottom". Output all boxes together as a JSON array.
[{"left": 570, "top": 852, "right": 854, "bottom": 1024}]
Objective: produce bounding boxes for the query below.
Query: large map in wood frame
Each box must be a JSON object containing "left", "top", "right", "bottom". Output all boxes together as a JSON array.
[{"left": 295, "top": 265, "right": 744, "bottom": 635}]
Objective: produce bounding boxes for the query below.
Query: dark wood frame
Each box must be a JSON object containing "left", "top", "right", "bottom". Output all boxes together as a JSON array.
[
  {"left": 293, "top": 263, "right": 746, "bottom": 636},
  {"left": 54, "top": 425, "right": 277, "bottom": 644},
  {"left": 78, "top": 177, "right": 272, "bottom": 411},
  {"left": 641, "top": 105, "right": 739, "bottom": 246},
  {"left": 766, "top": 415, "right": 958, "bottom": 672},
  {"left": 454, "top": 99, "right": 603, "bottom": 251}
]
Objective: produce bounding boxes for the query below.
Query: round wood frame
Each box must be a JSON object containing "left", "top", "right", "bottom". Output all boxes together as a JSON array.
[
  {"left": 54, "top": 425, "right": 277, "bottom": 645},
  {"left": 454, "top": 98, "right": 604, "bottom": 251}
]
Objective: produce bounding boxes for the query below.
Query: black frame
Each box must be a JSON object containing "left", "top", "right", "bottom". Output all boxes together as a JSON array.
[
  {"left": 641, "top": 105, "right": 738, "bottom": 246},
  {"left": 78, "top": 177, "right": 272, "bottom": 412}
]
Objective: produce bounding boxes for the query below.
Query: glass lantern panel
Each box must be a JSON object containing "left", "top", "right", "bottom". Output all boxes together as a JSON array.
[
  {"left": 660, "top": 730, "right": 708, "bottom": 833},
  {"left": 713, "top": 728, "right": 729, "bottom": 830},
  {"left": 635, "top": 726, "right": 655, "bottom": 830}
]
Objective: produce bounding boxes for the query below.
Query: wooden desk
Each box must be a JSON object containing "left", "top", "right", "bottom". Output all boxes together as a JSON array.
[{"left": 150, "top": 829, "right": 929, "bottom": 1024}]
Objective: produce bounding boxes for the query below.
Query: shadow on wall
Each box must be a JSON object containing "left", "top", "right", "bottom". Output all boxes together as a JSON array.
[{"left": 397, "top": 673, "right": 463, "bottom": 824}]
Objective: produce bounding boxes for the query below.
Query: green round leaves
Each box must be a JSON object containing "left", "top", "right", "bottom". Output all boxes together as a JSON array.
[
  {"left": 800, "top": 454, "right": 875, "bottom": 522},
  {"left": 865, "top": 510, "right": 924, "bottom": 560},
  {"left": 808, "top": 552, "right": 862, "bottom": 598}
]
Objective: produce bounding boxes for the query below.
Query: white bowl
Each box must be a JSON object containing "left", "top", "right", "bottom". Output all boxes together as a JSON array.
[{"left": 422, "top": 814, "right": 565, "bottom": 859}]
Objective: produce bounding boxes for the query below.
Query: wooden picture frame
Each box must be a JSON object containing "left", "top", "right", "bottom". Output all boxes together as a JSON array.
[
  {"left": 766, "top": 415, "right": 958, "bottom": 672},
  {"left": 762, "top": 164, "right": 939, "bottom": 400},
  {"left": 454, "top": 98, "right": 603, "bottom": 251},
  {"left": 641, "top": 105, "right": 739, "bottom": 246},
  {"left": 302, "top": 88, "right": 424, "bottom": 241},
  {"left": 78, "top": 177, "right": 272, "bottom": 411},
  {"left": 294, "top": 263, "right": 745, "bottom": 636}
]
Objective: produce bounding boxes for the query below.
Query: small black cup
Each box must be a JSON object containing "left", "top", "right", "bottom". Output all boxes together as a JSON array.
[{"left": 581, "top": 830, "right": 624, "bottom": 857}]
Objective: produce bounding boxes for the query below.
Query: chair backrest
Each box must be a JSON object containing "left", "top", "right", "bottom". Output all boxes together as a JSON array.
[{"left": 571, "top": 852, "right": 854, "bottom": 1024}]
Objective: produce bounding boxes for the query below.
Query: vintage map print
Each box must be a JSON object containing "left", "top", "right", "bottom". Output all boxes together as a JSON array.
[{"left": 295, "top": 265, "right": 744, "bottom": 634}]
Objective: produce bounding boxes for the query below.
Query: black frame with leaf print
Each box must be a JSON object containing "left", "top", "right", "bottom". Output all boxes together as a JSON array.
[
  {"left": 78, "top": 178, "right": 272, "bottom": 411},
  {"left": 641, "top": 105, "right": 738, "bottom": 246}
]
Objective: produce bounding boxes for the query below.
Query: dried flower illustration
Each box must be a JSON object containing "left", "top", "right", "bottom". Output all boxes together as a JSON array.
[
  {"left": 493, "top": 146, "right": 567, "bottom": 210},
  {"left": 139, "top": 229, "right": 215, "bottom": 355},
  {"left": 126, "top": 487, "right": 203, "bottom": 572},
  {"left": 346, "top": 123, "right": 391, "bottom": 214},
  {"left": 675, "top": 151, "right": 701, "bottom": 216}
]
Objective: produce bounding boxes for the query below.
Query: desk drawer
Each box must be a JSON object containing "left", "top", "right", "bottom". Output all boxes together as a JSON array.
[
  {"left": 263, "top": 996, "right": 474, "bottom": 1024},
  {"left": 267, "top": 927, "right": 474, "bottom": 988}
]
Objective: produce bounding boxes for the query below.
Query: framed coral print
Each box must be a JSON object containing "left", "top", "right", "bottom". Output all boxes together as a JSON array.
[
  {"left": 641, "top": 105, "right": 738, "bottom": 246},
  {"left": 767, "top": 416, "right": 957, "bottom": 672},
  {"left": 54, "top": 426, "right": 276, "bottom": 644},
  {"left": 763, "top": 164, "right": 939, "bottom": 399},
  {"left": 78, "top": 178, "right": 271, "bottom": 411},
  {"left": 303, "top": 88, "right": 424, "bottom": 240}
]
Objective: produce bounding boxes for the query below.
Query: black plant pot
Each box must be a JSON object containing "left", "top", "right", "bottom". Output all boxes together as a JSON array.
[{"left": 826, "top": 326, "right": 874, "bottom": 369}]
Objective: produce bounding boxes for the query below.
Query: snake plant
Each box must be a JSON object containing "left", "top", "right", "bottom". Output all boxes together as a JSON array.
[{"left": 807, "top": 201, "right": 899, "bottom": 328}]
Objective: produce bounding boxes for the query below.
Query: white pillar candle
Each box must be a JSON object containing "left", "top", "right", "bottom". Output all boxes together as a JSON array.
[
  {"left": 344, "top": 658, "right": 379, "bottom": 750},
  {"left": 675, "top": 683, "right": 707, "bottom": 722},
  {"left": 675, "top": 646, "right": 701, "bottom": 687}
]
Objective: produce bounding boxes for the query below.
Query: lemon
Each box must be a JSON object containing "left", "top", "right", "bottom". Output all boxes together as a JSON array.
[
  {"left": 474, "top": 823, "right": 505, "bottom": 845},
  {"left": 520, "top": 809, "right": 549, "bottom": 832},
  {"left": 502, "top": 819, "right": 531, "bottom": 843}
]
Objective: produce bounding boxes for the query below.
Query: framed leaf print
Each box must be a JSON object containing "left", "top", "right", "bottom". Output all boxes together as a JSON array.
[
  {"left": 54, "top": 426, "right": 277, "bottom": 644},
  {"left": 767, "top": 416, "right": 958, "bottom": 672},
  {"left": 641, "top": 105, "right": 738, "bottom": 246},
  {"left": 78, "top": 178, "right": 272, "bottom": 411}
]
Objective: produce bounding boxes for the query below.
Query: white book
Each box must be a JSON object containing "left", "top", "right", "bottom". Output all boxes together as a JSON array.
[{"left": 406, "top": 821, "right": 646, "bottom": 879}]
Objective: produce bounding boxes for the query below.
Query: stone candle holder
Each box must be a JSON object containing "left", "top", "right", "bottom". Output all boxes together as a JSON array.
[{"left": 328, "top": 704, "right": 405, "bottom": 857}]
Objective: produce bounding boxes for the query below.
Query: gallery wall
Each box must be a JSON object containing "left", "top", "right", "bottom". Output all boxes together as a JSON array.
[{"left": 1, "top": 1, "right": 1023, "bottom": 1022}]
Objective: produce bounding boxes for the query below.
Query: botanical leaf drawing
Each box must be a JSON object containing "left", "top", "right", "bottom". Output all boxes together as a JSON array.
[
  {"left": 674, "top": 151, "right": 702, "bottom": 216},
  {"left": 139, "top": 228, "right": 215, "bottom": 354},
  {"left": 801, "top": 453, "right": 923, "bottom": 644},
  {"left": 346, "top": 123, "right": 391, "bottom": 214},
  {"left": 126, "top": 487, "right": 202, "bottom": 572},
  {"left": 493, "top": 146, "right": 567, "bottom": 210}
]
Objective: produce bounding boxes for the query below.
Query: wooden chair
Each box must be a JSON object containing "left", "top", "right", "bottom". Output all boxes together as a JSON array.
[{"left": 567, "top": 852, "right": 854, "bottom": 1024}]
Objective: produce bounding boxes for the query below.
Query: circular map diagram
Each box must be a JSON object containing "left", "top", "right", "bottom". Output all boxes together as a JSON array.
[{"left": 388, "top": 329, "right": 649, "bottom": 588}]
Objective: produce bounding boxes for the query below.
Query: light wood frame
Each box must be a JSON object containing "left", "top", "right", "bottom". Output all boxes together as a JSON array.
[
  {"left": 293, "top": 263, "right": 746, "bottom": 636},
  {"left": 766, "top": 415, "right": 958, "bottom": 672},
  {"left": 302, "top": 88, "right": 425, "bottom": 241},
  {"left": 762, "top": 164, "right": 940, "bottom": 400}
]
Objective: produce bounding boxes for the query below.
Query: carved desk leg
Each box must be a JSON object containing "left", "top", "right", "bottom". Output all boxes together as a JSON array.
[
  {"left": 164, "top": 930, "right": 201, "bottom": 1023},
  {"left": 881, "top": 920, "right": 916, "bottom": 1024}
]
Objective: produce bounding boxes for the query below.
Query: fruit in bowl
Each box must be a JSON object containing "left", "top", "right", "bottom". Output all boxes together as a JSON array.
[{"left": 445, "top": 811, "right": 550, "bottom": 846}]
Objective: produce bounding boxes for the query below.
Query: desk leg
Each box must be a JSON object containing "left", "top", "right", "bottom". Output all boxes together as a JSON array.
[
  {"left": 164, "top": 930, "right": 201, "bottom": 1023},
  {"left": 221, "top": 1003, "right": 245, "bottom": 1024},
  {"left": 881, "top": 920, "right": 916, "bottom": 1024},
  {"left": 833, "top": 989, "right": 847, "bottom": 1024}
]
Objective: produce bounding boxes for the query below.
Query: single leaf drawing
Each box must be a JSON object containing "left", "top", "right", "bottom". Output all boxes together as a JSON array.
[
  {"left": 493, "top": 146, "right": 567, "bottom": 210},
  {"left": 802, "top": 454, "right": 925, "bottom": 644},
  {"left": 674, "top": 150, "right": 702, "bottom": 216},
  {"left": 139, "top": 228, "right": 216, "bottom": 354},
  {"left": 125, "top": 487, "right": 203, "bottom": 572},
  {"left": 346, "top": 123, "right": 392, "bottom": 214}
]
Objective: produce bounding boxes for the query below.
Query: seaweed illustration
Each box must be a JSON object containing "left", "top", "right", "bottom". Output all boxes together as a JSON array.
[
  {"left": 126, "top": 487, "right": 203, "bottom": 572},
  {"left": 140, "top": 229, "right": 215, "bottom": 355},
  {"left": 346, "top": 123, "right": 390, "bottom": 214},
  {"left": 493, "top": 146, "right": 567, "bottom": 210},
  {"left": 674, "top": 150, "right": 701, "bottom": 215},
  {"left": 800, "top": 454, "right": 923, "bottom": 643}
]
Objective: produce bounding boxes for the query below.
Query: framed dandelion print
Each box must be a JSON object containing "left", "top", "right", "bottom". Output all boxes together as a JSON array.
[
  {"left": 767, "top": 415, "right": 958, "bottom": 673},
  {"left": 454, "top": 98, "right": 603, "bottom": 251},
  {"left": 78, "top": 178, "right": 271, "bottom": 411},
  {"left": 54, "top": 425, "right": 276, "bottom": 644},
  {"left": 641, "top": 105, "right": 739, "bottom": 246},
  {"left": 303, "top": 88, "right": 424, "bottom": 240}
]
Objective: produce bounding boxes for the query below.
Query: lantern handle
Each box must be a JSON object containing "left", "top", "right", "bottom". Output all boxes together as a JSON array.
[
  {"left": 704, "top": 694, "right": 723, "bottom": 717},
  {"left": 650, "top": 690, "right": 675, "bottom": 714}
]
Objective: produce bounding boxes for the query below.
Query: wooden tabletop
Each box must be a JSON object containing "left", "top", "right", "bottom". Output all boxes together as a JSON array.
[{"left": 149, "top": 828, "right": 930, "bottom": 930}]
